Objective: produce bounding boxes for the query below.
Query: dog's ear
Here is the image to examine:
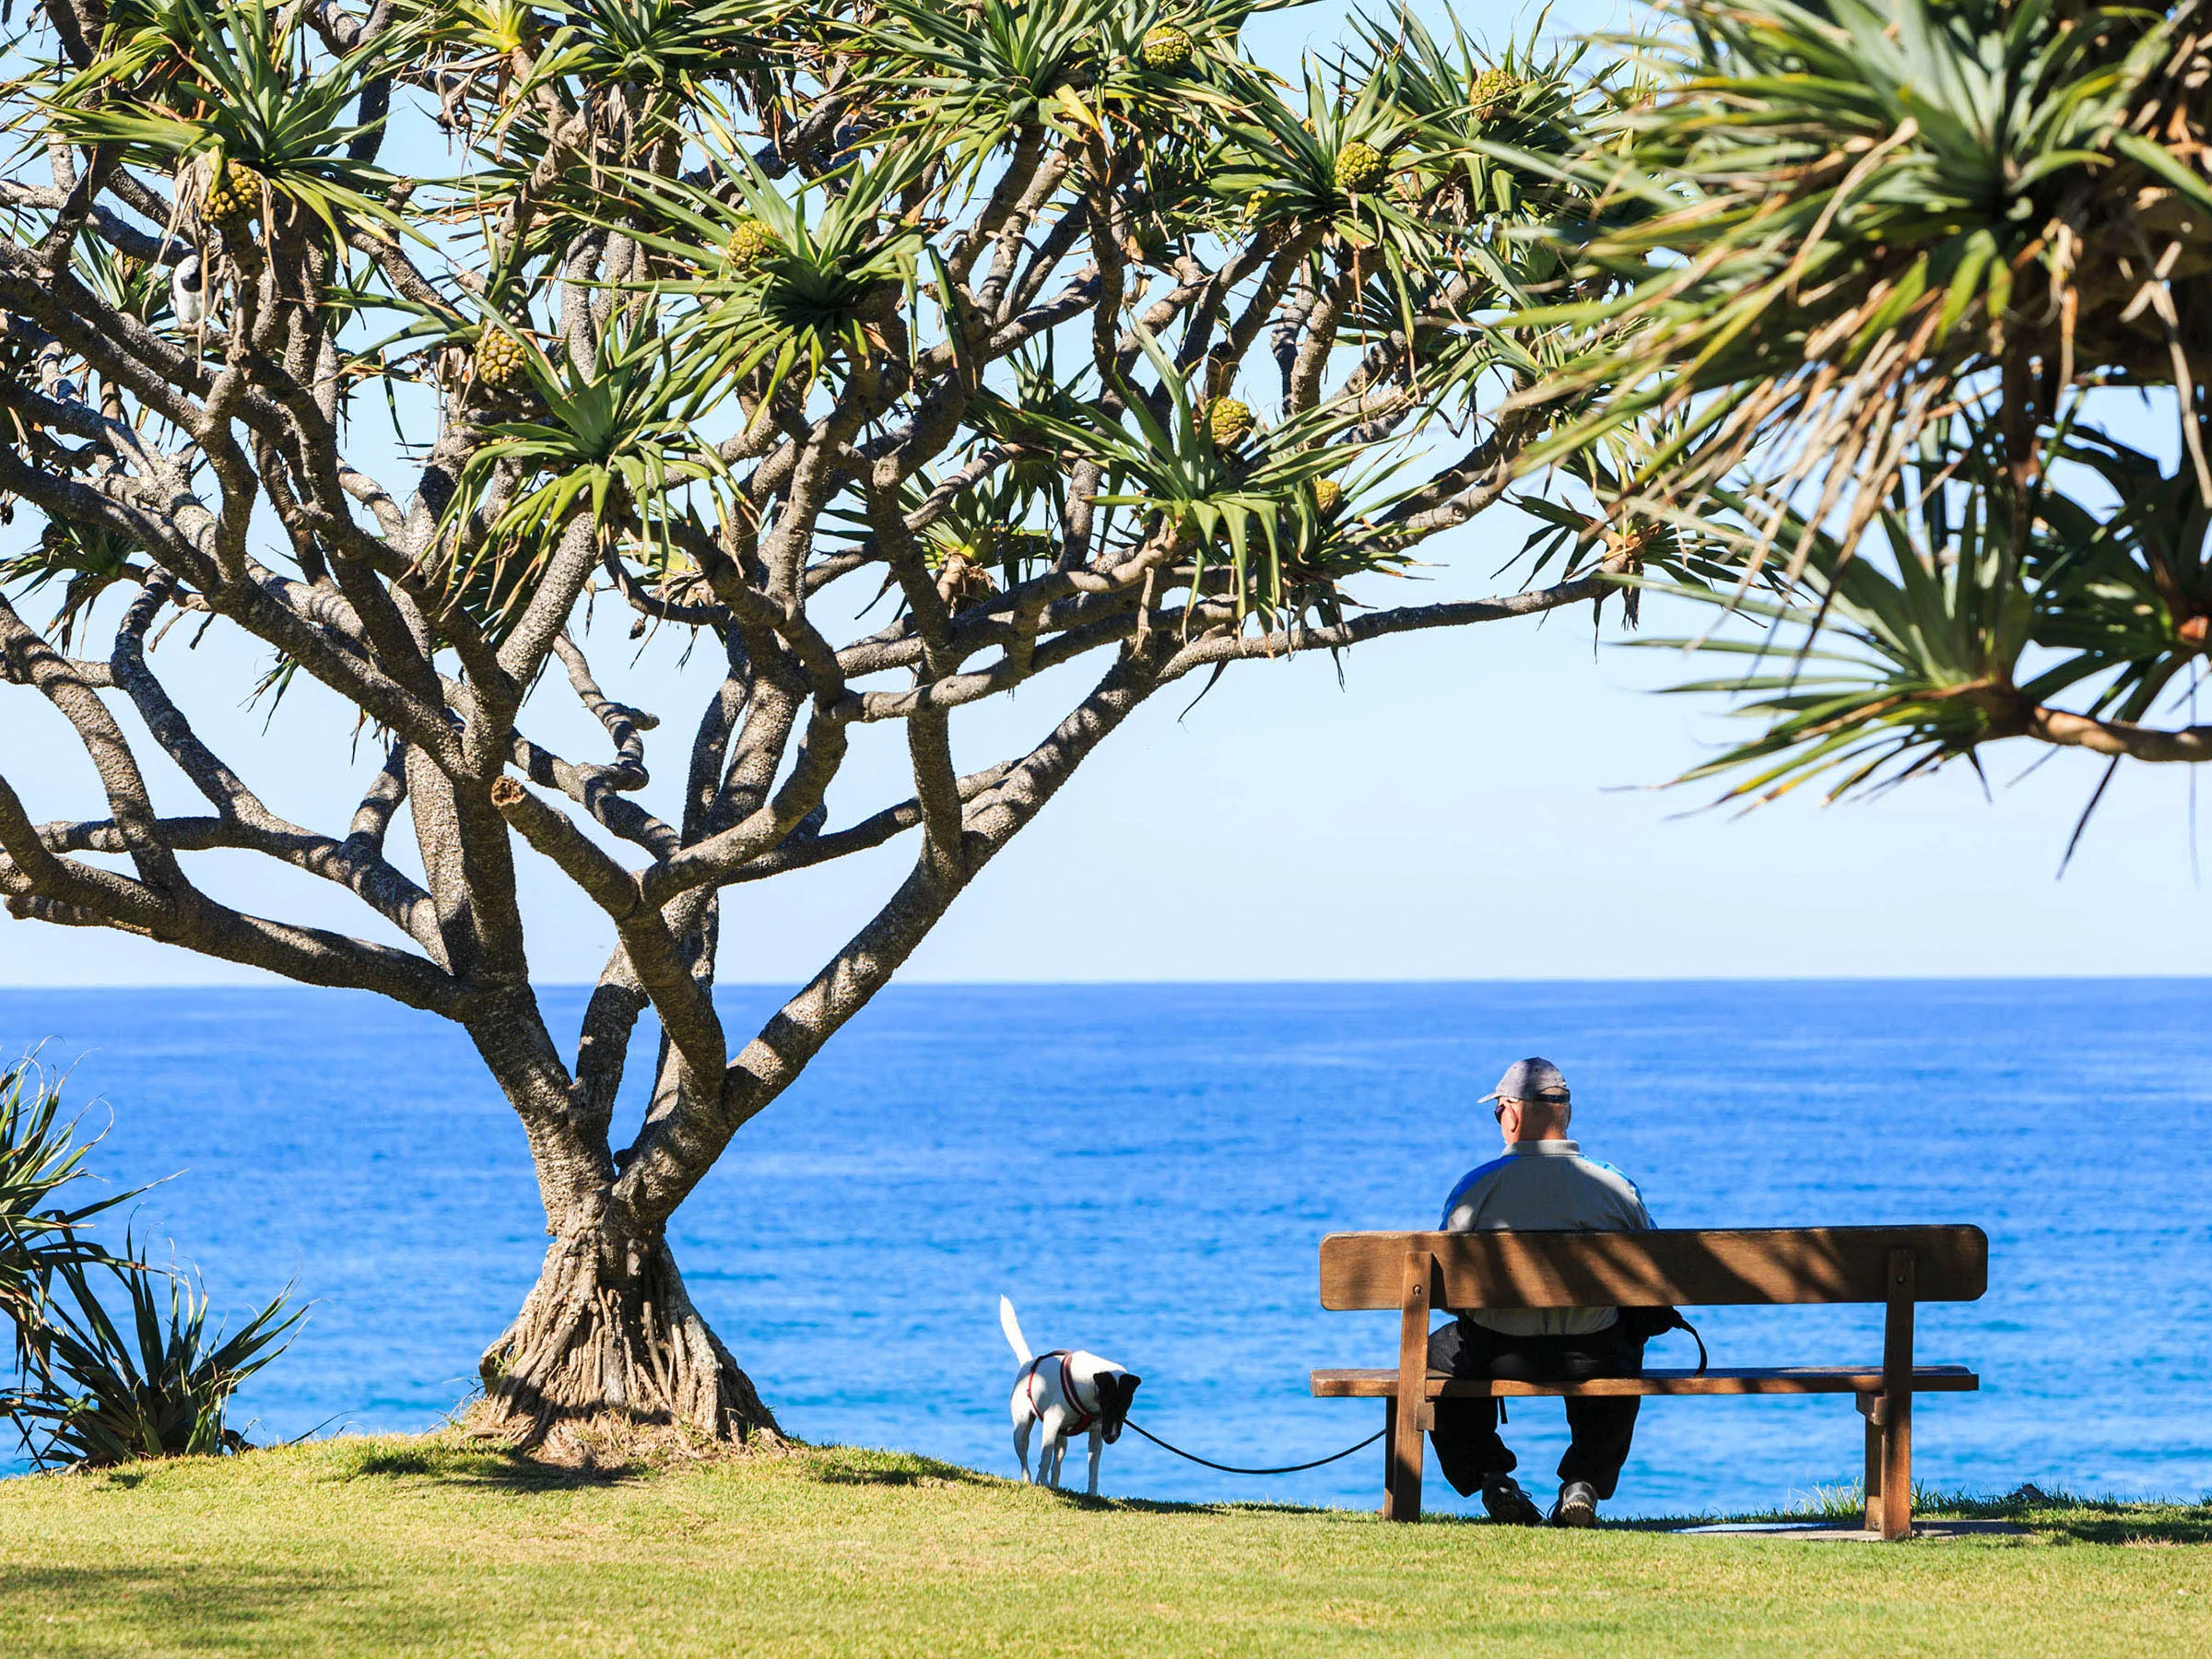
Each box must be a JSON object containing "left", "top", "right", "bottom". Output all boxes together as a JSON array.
[{"left": 1115, "top": 1373, "right": 1141, "bottom": 1407}]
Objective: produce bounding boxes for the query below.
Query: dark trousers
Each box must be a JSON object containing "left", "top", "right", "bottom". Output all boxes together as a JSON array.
[{"left": 1426, "top": 1317, "right": 1645, "bottom": 1501}]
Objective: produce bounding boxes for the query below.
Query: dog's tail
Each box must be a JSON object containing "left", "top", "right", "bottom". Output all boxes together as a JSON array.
[{"left": 998, "top": 1295, "right": 1032, "bottom": 1366}]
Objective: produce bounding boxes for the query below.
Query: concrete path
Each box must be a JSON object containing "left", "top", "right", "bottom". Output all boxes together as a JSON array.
[{"left": 1671, "top": 1519, "right": 2031, "bottom": 1541}]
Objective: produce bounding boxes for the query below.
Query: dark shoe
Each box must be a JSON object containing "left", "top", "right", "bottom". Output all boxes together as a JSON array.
[
  {"left": 1551, "top": 1480, "right": 1598, "bottom": 1527},
  {"left": 1481, "top": 1475, "right": 1544, "bottom": 1526}
]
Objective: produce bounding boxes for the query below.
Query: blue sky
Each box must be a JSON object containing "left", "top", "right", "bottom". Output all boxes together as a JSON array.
[{"left": 3, "top": 0, "right": 2204, "bottom": 986}]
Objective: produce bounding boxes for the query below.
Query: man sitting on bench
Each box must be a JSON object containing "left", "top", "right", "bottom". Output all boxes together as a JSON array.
[{"left": 1431, "top": 1057, "right": 1653, "bottom": 1528}]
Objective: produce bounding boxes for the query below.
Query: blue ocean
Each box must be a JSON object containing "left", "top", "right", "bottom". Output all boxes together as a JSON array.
[{"left": 1, "top": 980, "right": 2206, "bottom": 1519}]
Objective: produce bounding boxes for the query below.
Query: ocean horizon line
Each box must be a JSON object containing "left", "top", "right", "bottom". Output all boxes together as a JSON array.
[{"left": 5, "top": 972, "right": 2212, "bottom": 993}]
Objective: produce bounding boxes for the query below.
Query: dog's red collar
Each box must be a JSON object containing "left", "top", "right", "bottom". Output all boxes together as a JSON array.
[{"left": 1023, "top": 1350, "right": 1096, "bottom": 1436}]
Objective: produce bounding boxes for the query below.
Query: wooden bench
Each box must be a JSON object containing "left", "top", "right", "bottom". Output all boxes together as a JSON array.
[{"left": 1311, "top": 1226, "right": 1986, "bottom": 1538}]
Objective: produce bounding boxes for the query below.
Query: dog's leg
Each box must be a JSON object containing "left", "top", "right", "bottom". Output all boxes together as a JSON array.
[
  {"left": 1086, "top": 1425, "right": 1103, "bottom": 1497},
  {"left": 1013, "top": 1417, "right": 1032, "bottom": 1481},
  {"left": 1041, "top": 1415, "right": 1065, "bottom": 1488}
]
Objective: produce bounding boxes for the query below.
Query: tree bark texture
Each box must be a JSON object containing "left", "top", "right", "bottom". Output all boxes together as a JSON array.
[{"left": 479, "top": 1227, "right": 780, "bottom": 1453}]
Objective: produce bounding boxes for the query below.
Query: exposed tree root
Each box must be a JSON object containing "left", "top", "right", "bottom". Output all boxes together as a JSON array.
[{"left": 472, "top": 1230, "right": 784, "bottom": 1465}]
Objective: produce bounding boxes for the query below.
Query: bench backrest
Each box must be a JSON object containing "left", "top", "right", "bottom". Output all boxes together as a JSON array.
[{"left": 1319, "top": 1226, "right": 1987, "bottom": 1311}]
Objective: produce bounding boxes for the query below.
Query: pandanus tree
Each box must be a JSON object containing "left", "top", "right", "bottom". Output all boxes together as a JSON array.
[
  {"left": 0, "top": 0, "right": 1651, "bottom": 1451},
  {"left": 1528, "top": 0, "right": 2212, "bottom": 821}
]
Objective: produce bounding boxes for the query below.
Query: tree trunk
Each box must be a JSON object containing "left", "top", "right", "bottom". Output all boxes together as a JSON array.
[{"left": 474, "top": 1221, "right": 782, "bottom": 1461}]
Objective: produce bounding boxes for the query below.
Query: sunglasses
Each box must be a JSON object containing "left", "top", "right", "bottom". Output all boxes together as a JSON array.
[{"left": 1492, "top": 1093, "right": 1571, "bottom": 1119}]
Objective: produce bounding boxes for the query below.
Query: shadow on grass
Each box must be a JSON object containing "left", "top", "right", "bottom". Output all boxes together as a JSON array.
[
  {"left": 337, "top": 1440, "right": 643, "bottom": 1492},
  {"left": 993, "top": 1465, "right": 2212, "bottom": 1540},
  {"left": 797, "top": 1443, "right": 1369, "bottom": 1517},
  {"left": 1079, "top": 1492, "right": 1359, "bottom": 1519},
  {"left": 0, "top": 1562, "right": 351, "bottom": 1642},
  {"left": 1632, "top": 1483, "right": 2212, "bottom": 1547},
  {"left": 807, "top": 1450, "right": 999, "bottom": 1488},
  {"left": 324, "top": 1436, "right": 2212, "bottom": 1546},
  {"left": 0, "top": 1560, "right": 482, "bottom": 1652},
  {"left": 1936, "top": 1491, "right": 2212, "bottom": 1547}
]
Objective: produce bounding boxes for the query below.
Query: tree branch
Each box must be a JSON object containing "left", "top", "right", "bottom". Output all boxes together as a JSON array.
[{"left": 612, "top": 650, "right": 1166, "bottom": 1230}]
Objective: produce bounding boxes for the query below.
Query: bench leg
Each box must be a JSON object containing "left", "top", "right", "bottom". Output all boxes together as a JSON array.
[
  {"left": 1880, "top": 1247, "right": 1916, "bottom": 1540},
  {"left": 1384, "top": 1375, "right": 1426, "bottom": 1521},
  {"left": 1857, "top": 1392, "right": 1883, "bottom": 1533},
  {"left": 1382, "top": 1249, "right": 1432, "bottom": 1523},
  {"left": 1381, "top": 1397, "right": 1396, "bottom": 1513},
  {"left": 1880, "top": 1388, "right": 1913, "bottom": 1540}
]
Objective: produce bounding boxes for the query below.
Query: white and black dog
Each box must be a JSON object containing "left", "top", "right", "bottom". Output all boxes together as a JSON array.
[{"left": 999, "top": 1296, "right": 1141, "bottom": 1496}]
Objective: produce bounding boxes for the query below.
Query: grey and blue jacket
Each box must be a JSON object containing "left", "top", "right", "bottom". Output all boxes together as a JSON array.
[{"left": 1441, "top": 1139, "right": 1653, "bottom": 1336}]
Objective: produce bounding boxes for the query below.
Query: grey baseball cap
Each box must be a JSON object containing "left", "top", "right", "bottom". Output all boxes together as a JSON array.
[{"left": 1480, "top": 1056, "right": 1571, "bottom": 1105}]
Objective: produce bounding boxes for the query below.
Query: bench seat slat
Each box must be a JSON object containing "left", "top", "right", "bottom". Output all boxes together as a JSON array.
[{"left": 1309, "top": 1364, "right": 1979, "bottom": 1399}]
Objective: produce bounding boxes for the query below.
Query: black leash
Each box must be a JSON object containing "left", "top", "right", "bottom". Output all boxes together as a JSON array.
[
  {"left": 1121, "top": 1317, "right": 1711, "bottom": 1479},
  {"left": 1124, "top": 1419, "right": 1386, "bottom": 1476}
]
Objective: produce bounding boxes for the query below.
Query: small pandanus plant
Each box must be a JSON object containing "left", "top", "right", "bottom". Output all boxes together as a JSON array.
[{"left": 0, "top": 1060, "right": 302, "bottom": 1467}]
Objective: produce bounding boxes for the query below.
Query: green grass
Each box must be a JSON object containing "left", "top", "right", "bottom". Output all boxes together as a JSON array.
[{"left": 0, "top": 1436, "right": 2205, "bottom": 1657}]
